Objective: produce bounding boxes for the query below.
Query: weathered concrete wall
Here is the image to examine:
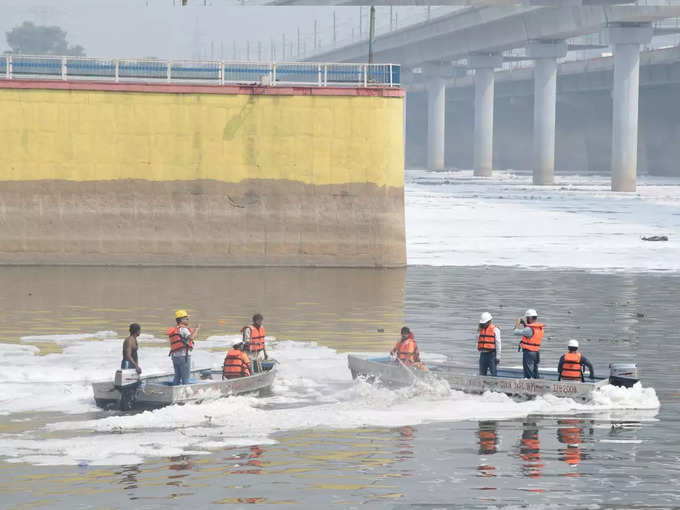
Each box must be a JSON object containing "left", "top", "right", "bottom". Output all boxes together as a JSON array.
[{"left": 0, "top": 81, "right": 405, "bottom": 266}]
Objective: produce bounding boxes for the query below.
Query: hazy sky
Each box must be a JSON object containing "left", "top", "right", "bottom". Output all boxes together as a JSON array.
[{"left": 0, "top": 0, "right": 438, "bottom": 60}]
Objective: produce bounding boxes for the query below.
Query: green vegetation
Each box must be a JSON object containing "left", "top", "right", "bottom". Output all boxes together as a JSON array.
[{"left": 5, "top": 21, "right": 85, "bottom": 56}]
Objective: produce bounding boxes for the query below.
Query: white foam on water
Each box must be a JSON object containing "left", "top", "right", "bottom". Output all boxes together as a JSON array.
[
  {"left": 0, "top": 333, "right": 661, "bottom": 466},
  {"left": 406, "top": 170, "right": 680, "bottom": 272}
]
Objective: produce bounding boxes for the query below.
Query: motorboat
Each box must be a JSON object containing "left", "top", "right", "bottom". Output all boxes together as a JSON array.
[
  {"left": 347, "top": 355, "right": 639, "bottom": 400},
  {"left": 93, "top": 360, "right": 277, "bottom": 411}
]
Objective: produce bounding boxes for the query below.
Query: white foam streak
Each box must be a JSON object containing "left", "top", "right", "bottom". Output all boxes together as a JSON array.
[
  {"left": 0, "top": 334, "right": 661, "bottom": 466},
  {"left": 406, "top": 170, "right": 680, "bottom": 272}
]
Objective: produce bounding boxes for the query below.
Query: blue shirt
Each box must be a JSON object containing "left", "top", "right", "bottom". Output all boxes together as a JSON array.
[{"left": 512, "top": 326, "right": 533, "bottom": 338}]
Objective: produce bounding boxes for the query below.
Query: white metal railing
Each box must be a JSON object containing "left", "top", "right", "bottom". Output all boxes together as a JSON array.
[{"left": 0, "top": 54, "right": 400, "bottom": 88}]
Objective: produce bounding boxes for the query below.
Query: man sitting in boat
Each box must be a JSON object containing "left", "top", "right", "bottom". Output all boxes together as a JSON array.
[
  {"left": 558, "top": 339, "right": 595, "bottom": 382},
  {"left": 390, "top": 327, "right": 426, "bottom": 369},
  {"left": 478, "top": 312, "right": 501, "bottom": 376},
  {"left": 223, "top": 342, "right": 252, "bottom": 380},
  {"left": 513, "top": 309, "right": 544, "bottom": 379}
]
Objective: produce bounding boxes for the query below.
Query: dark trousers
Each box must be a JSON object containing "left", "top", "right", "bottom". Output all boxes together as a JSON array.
[
  {"left": 479, "top": 351, "right": 497, "bottom": 376},
  {"left": 522, "top": 349, "right": 540, "bottom": 379}
]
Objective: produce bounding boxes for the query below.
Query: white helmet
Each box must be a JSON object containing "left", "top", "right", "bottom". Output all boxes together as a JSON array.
[
  {"left": 479, "top": 312, "right": 493, "bottom": 324},
  {"left": 525, "top": 308, "right": 538, "bottom": 318},
  {"left": 568, "top": 339, "right": 579, "bottom": 349}
]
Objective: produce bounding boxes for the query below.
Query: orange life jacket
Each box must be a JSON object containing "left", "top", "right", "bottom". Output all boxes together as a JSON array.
[
  {"left": 223, "top": 349, "right": 251, "bottom": 378},
  {"left": 478, "top": 325, "right": 497, "bottom": 351},
  {"left": 521, "top": 323, "right": 544, "bottom": 352},
  {"left": 166, "top": 325, "right": 194, "bottom": 354},
  {"left": 242, "top": 324, "right": 266, "bottom": 352},
  {"left": 394, "top": 334, "right": 418, "bottom": 364},
  {"left": 560, "top": 351, "right": 583, "bottom": 380}
]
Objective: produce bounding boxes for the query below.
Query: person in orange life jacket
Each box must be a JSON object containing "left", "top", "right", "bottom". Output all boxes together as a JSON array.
[
  {"left": 558, "top": 339, "right": 594, "bottom": 381},
  {"left": 512, "top": 308, "right": 544, "bottom": 379},
  {"left": 223, "top": 342, "right": 251, "bottom": 380},
  {"left": 122, "top": 323, "right": 142, "bottom": 374},
  {"left": 478, "top": 312, "right": 501, "bottom": 376},
  {"left": 390, "top": 326, "right": 421, "bottom": 366},
  {"left": 242, "top": 313, "right": 268, "bottom": 369},
  {"left": 166, "top": 309, "right": 200, "bottom": 385}
]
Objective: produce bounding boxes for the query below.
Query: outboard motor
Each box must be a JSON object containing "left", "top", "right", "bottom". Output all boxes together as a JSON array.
[
  {"left": 609, "top": 363, "right": 639, "bottom": 388},
  {"left": 114, "top": 369, "right": 141, "bottom": 411}
]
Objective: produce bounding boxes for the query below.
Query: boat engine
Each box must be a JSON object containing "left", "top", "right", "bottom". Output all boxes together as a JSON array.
[
  {"left": 609, "top": 363, "right": 639, "bottom": 388},
  {"left": 114, "top": 369, "right": 141, "bottom": 411}
]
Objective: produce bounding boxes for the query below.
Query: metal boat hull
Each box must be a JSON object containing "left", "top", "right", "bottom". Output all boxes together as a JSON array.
[
  {"left": 348, "top": 355, "right": 609, "bottom": 400},
  {"left": 93, "top": 361, "right": 277, "bottom": 409}
]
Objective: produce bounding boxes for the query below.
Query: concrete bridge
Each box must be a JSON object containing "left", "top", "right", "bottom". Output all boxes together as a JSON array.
[{"left": 312, "top": 4, "right": 680, "bottom": 191}]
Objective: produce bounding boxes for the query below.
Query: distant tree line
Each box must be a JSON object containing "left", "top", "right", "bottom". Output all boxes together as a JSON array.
[{"left": 5, "top": 21, "right": 85, "bottom": 56}]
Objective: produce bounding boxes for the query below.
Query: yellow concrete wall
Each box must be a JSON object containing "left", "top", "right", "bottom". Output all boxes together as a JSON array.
[
  {"left": 0, "top": 89, "right": 403, "bottom": 188},
  {"left": 0, "top": 86, "right": 405, "bottom": 267}
]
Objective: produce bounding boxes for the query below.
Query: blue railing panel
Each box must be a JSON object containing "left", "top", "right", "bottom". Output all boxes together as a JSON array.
[
  {"left": 0, "top": 54, "right": 400, "bottom": 88},
  {"left": 11, "top": 56, "right": 62, "bottom": 76}
]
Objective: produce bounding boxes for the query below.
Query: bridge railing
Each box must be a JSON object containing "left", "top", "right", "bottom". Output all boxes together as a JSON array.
[{"left": 0, "top": 55, "right": 400, "bottom": 88}]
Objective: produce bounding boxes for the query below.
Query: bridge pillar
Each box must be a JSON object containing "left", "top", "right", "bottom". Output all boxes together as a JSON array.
[
  {"left": 426, "top": 77, "right": 446, "bottom": 171},
  {"left": 469, "top": 54, "right": 502, "bottom": 177},
  {"left": 527, "top": 41, "right": 567, "bottom": 185},
  {"left": 607, "top": 24, "right": 652, "bottom": 192}
]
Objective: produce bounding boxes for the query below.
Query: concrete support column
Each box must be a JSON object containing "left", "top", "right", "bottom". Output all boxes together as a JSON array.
[
  {"left": 527, "top": 40, "right": 567, "bottom": 185},
  {"left": 607, "top": 24, "right": 652, "bottom": 192},
  {"left": 469, "top": 54, "right": 502, "bottom": 177},
  {"left": 426, "top": 77, "right": 446, "bottom": 171}
]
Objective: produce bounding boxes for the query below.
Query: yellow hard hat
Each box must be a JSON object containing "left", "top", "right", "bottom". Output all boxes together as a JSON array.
[{"left": 175, "top": 309, "right": 189, "bottom": 319}]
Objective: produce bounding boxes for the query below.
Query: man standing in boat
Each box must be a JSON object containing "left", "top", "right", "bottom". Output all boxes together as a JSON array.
[
  {"left": 223, "top": 342, "right": 251, "bottom": 379},
  {"left": 558, "top": 339, "right": 594, "bottom": 381},
  {"left": 390, "top": 326, "right": 424, "bottom": 368},
  {"left": 167, "top": 309, "right": 200, "bottom": 385},
  {"left": 513, "top": 309, "right": 544, "bottom": 379},
  {"left": 122, "top": 323, "right": 142, "bottom": 375},
  {"left": 478, "top": 312, "right": 501, "bottom": 376},
  {"left": 242, "top": 313, "right": 268, "bottom": 371}
]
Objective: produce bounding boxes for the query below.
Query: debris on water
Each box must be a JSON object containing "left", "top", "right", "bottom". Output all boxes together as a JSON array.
[
  {"left": 567, "top": 310, "right": 572, "bottom": 314},
  {"left": 377, "top": 328, "right": 384, "bottom": 333},
  {"left": 636, "top": 312, "right": 645, "bottom": 318},
  {"left": 641, "top": 235, "right": 668, "bottom": 241}
]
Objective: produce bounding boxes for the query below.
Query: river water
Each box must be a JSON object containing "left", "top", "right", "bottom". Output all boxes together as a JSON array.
[{"left": 0, "top": 265, "right": 675, "bottom": 509}]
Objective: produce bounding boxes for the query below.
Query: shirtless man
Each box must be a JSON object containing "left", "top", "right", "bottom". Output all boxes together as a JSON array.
[{"left": 122, "top": 323, "right": 142, "bottom": 374}]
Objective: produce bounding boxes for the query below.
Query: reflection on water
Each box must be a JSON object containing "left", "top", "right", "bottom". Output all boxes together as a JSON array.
[
  {"left": 117, "top": 464, "right": 140, "bottom": 490},
  {"left": 556, "top": 418, "right": 594, "bottom": 471},
  {"left": 519, "top": 422, "right": 544, "bottom": 480},
  {"left": 0, "top": 413, "right": 670, "bottom": 508},
  {"left": 0, "top": 267, "right": 405, "bottom": 353},
  {"left": 477, "top": 421, "right": 498, "bottom": 480}
]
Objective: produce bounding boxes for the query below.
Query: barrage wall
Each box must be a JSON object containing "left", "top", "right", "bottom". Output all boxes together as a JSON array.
[{"left": 0, "top": 81, "right": 405, "bottom": 266}]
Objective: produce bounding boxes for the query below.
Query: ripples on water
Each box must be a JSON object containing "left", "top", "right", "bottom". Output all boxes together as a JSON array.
[{"left": 0, "top": 266, "right": 677, "bottom": 508}]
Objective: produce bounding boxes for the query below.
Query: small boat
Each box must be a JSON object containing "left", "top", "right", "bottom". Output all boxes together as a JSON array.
[
  {"left": 93, "top": 360, "right": 277, "bottom": 411},
  {"left": 347, "top": 355, "right": 639, "bottom": 400}
]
